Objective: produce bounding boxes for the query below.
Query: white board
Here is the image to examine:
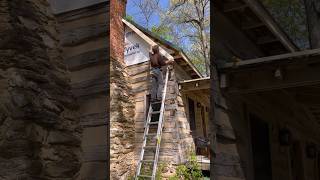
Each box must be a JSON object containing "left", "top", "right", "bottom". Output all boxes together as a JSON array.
[{"left": 124, "top": 27, "right": 150, "bottom": 66}]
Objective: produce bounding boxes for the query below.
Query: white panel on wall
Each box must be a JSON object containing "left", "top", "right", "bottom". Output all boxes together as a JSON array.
[{"left": 124, "top": 27, "right": 150, "bottom": 66}]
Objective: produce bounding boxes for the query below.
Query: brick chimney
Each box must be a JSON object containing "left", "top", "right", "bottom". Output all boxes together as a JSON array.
[{"left": 110, "top": 0, "right": 127, "bottom": 63}]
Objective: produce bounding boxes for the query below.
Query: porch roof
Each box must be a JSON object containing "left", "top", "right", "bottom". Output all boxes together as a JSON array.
[
  {"left": 218, "top": 48, "right": 320, "bottom": 93},
  {"left": 179, "top": 77, "right": 210, "bottom": 92},
  {"left": 179, "top": 77, "right": 210, "bottom": 105},
  {"left": 215, "top": 0, "right": 298, "bottom": 57},
  {"left": 218, "top": 48, "right": 320, "bottom": 138}
]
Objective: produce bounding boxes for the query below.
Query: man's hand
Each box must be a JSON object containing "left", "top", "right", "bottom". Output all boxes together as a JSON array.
[{"left": 166, "top": 59, "right": 174, "bottom": 65}]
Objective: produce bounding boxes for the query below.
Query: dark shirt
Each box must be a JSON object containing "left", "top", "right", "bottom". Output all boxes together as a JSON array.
[{"left": 149, "top": 52, "right": 167, "bottom": 68}]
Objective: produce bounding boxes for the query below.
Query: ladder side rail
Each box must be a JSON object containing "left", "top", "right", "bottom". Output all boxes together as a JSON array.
[
  {"left": 151, "top": 66, "right": 170, "bottom": 179},
  {"left": 135, "top": 104, "right": 153, "bottom": 179}
]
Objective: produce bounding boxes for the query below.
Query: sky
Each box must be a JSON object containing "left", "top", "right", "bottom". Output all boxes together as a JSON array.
[{"left": 126, "top": 0, "right": 170, "bottom": 29}]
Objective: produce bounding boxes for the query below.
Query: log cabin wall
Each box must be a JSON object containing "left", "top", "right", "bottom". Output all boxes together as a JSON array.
[
  {"left": 53, "top": 2, "right": 109, "bottom": 179},
  {"left": 126, "top": 60, "right": 197, "bottom": 174},
  {"left": 219, "top": 93, "right": 320, "bottom": 180},
  {"left": 182, "top": 93, "right": 210, "bottom": 141}
]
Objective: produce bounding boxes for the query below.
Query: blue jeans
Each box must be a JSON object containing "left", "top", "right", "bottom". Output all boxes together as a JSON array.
[{"left": 150, "top": 67, "right": 163, "bottom": 101}]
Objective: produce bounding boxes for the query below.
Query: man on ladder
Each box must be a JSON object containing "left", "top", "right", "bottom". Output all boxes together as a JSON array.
[
  {"left": 134, "top": 44, "right": 174, "bottom": 179},
  {"left": 149, "top": 45, "right": 174, "bottom": 102}
]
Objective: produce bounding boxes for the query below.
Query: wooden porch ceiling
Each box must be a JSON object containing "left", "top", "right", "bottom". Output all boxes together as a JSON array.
[
  {"left": 179, "top": 77, "right": 210, "bottom": 105},
  {"left": 179, "top": 77, "right": 210, "bottom": 92},
  {"left": 219, "top": 48, "right": 320, "bottom": 94},
  {"left": 215, "top": 0, "right": 298, "bottom": 56},
  {"left": 219, "top": 49, "right": 320, "bottom": 135}
]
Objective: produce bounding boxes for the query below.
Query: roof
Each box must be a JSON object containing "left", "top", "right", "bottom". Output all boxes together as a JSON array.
[
  {"left": 123, "top": 18, "right": 202, "bottom": 79},
  {"left": 215, "top": 0, "right": 298, "bottom": 57},
  {"left": 179, "top": 77, "right": 210, "bottom": 91}
]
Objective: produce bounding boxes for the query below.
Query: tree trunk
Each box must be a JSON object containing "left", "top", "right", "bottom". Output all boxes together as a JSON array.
[{"left": 304, "top": 0, "right": 320, "bottom": 48}]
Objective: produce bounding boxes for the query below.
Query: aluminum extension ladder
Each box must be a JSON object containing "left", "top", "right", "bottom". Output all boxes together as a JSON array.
[{"left": 135, "top": 67, "right": 170, "bottom": 180}]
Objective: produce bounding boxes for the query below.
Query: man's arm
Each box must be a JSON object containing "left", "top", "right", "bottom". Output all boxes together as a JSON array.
[{"left": 161, "top": 56, "right": 174, "bottom": 65}]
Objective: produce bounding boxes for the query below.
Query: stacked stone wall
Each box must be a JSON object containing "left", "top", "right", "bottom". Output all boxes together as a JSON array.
[
  {"left": 110, "top": 0, "right": 136, "bottom": 179},
  {"left": 0, "top": 0, "right": 82, "bottom": 179}
]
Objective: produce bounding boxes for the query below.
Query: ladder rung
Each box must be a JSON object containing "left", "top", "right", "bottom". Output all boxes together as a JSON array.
[
  {"left": 138, "top": 175, "right": 152, "bottom": 178},
  {"left": 151, "top": 111, "right": 160, "bottom": 114},
  {"left": 148, "top": 121, "right": 159, "bottom": 125},
  {"left": 141, "top": 160, "right": 154, "bottom": 163},
  {"left": 146, "top": 133, "right": 157, "bottom": 136},
  {"left": 151, "top": 101, "right": 161, "bottom": 105},
  {"left": 144, "top": 146, "right": 156, "bottom": 149}
]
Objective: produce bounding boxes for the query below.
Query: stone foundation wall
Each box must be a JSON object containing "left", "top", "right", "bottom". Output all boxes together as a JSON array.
[
  {"left": 0, "top": 0, "right": 82, "bottom": 179},
  {"left": 110, "top": 58, "right": 135, "bottom": 179}
]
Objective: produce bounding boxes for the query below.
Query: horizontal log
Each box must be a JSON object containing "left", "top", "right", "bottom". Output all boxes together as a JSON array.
[
  {"left": 56, "top": 3, "right": 109, "bottom": 22},
  {"left": 132, "top": 84, "right": 149, "bottom": 94},
  {"left": 223, "top": 1, "right": 248, "bottom": 12},
  {"left": 83, "top": 145, "right": 108, "bottom": 162},
  {"left": 131, "top": 75, "right": 148, "bottom": 84},
  {"left": 72, "top": 75, "right": 107, "bottom": 97},
  {"left": 66, "top": 48, "right": 108, "bottom": 71},
  {"left": 128, "top": 66, "right": 150, "bottom": 76},
  {"left": 80, "top": 112, "right": 107, "bottom": 127},
  {"left": 61, "top": 23, "right": 108, "bottom": 46},
  {"left": 222, "top": 60, "right": 320, "bottom": 94}
]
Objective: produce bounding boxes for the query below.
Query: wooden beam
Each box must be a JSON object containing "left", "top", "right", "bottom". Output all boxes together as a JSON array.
[
  {"left": 223, "top": 2, "right": 248, "bottom": 12},
  {"left": 173, "top": 54, "right": 182, "bottom": 59},
  {"left": 242, "top": 21, "right": 265, "bottom": 30},
  {"left": 66, "top": 48, "right": 107, "bottom": 71},
  {"left": 220, "top": 48, "right": 320, "bottom": 69},
  {"left": 60, "top": 23, "right": 108, "bottom": 46},
  {"left": 295, "top": 93, "right": 320, "bottom": 106},
  {"left": 222, "top": 64, "right": 320, "bottom": 94},
  {"left": 56, "top": 2, "right": 108, "bottom": 22},
  {"left": 256, "top": 36, "right": 278, "bottom": 45},
  {"left": 242, "top": 0, "right": 297, "bottom": 52},
  {"left": 179, "top": 52, "right": 202, "bottom": 78},
  {"left": 179, "top": 78, "right": 210, "bottom": 92}
]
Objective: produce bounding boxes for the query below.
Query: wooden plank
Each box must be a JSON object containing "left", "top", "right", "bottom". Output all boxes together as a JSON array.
[
  {"left": 56, "top": 3, "right": 108, "bottom": 22},
  {"left": 83, "top": 145, "right": 108, "bottom": 162},
  {"left": 242, "top": 0, "right": 297, "bottom": 52},
  {"left": 179, "top": 80, "right": 210, "bottom": 92},
  {"left": 223, "top": 64, "right": 320, "bottom": 94},
  {"left": 66, "top": 48, "right": 108, "bottom": 71},
  {"left": 72, "top": 75, "right": 107, "bottom": 97},
  {"left": 223, "top": 2, "right": 248, "bottom": 12},
  {"left": 242, "top": 21, "right": 265, "bottom": 30},
  {"left": 132, "top": 84, "right": 149, "bottom": 94},
  {"left": 220, "top": 48, "right": 320, "bottom": 69},
  {"left": 61, "top": 23, "right": 108, "bottom": 46},
  {"left": 179, "top": 52, "right": 202, "bottom": 78},
  {"left": 80, "top": 112, "right": 107, "bottom": 127},
  {"left": 128, "top": 66, "right": 149, "bottom": 76},
  {"left": 131, "top": 76, "right": 148, "bottom": 84},
  {"left": 256, "top": 36, "right": 278, "bottom": 45}
]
